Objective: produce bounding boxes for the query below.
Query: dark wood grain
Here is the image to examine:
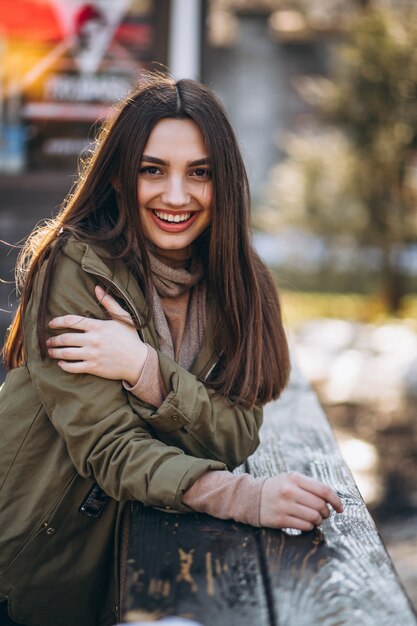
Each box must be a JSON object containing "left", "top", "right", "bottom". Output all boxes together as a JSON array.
[
  {"left": 121, "top": 361, "right": 417, "bottom": 625},
  {"left": 246, "top": 362, "right": 417, "bottom": 625},
  {"left": 123, "top": 503, "right": 270, "bottom": 625}
]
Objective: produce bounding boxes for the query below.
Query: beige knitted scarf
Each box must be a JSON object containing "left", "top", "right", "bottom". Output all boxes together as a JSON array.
[{"left": 148, "top": 251, "right": 207, "bottom": 370}]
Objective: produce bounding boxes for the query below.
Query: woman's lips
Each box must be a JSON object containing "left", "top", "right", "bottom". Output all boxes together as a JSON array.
[{"left": 149, "top": 209, "right": 199, "bottom": 233}]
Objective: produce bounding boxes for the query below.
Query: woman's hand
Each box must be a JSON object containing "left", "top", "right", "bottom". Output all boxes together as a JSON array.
[
  {"left": 260, "top": 472, "right": 344, "bottom": 531},
  {"left": 47, "top": 286, "right": 148, "bottom": 385}
]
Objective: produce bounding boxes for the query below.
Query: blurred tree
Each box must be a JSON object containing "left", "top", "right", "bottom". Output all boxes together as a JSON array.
[{"left": 261, "top": 7, "right": 417, "bottom": 311}]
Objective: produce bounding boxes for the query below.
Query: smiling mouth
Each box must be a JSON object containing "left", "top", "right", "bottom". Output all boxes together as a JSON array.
[
  {"left": 152, "top": 210, "right": 193, "bottom": 223},
  {"left": 149, "top": 208, "right": 199, "bottom": 232}
]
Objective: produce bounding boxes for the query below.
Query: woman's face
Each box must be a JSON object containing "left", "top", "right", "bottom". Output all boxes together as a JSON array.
[{"left": 137, "top": 118, "right": 213, "bottom": 261}]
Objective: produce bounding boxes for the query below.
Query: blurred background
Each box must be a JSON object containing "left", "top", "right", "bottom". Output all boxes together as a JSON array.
[{"left": 0, "top": 0, "right": 416, "bottom": 608}]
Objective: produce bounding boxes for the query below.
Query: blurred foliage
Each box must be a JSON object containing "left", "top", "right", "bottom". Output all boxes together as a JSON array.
[
  {"left": 272, "top": 264, "right": 417, "bottom": 294},
  {"left": 259, "top": 7, "right": 417, "bottom": 311},
  {"left": 280, "top": 290, "right": 417, "bottom": 329}
]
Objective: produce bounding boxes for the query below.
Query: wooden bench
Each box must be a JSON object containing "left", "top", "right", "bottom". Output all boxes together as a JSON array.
[{"left": 120, "top": 363, "right": 417, "bottom": 625}]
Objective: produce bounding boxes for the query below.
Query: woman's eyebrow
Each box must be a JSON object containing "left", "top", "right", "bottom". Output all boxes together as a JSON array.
[
  {"left": 141, "top": 155, "right": 166, "bottom": 165},
  {"left": 188, "top": 157, "right": 211, "bottom": 166},
  {"left": 140, "top": 155, "right": 211, "bottom": 166}
]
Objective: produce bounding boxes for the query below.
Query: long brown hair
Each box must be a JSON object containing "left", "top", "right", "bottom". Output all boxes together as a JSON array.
[{"left": 3, "top": 73, "right": 290, "bottom": 407}]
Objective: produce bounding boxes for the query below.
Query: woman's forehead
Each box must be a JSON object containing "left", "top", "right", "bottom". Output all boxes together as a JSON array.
[{"left": 142, "top": 118, "right": 209, "bottom": 161}]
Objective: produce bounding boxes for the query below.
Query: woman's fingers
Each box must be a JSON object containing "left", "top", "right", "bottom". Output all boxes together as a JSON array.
[
  {"left": 48, "top": 347, "right": 84, "bottom": 361},
  {"left": 295, "top": 492, "right": 330, "bottom": 520},
  {"left": 47, "top": 332, "right": 86, "bottom": 348},
  {"left": 48, "top": 314, "right": 96, "bottom": 331},
  {"left": 274, "top": 516, "right": 315, "bottom": 532},
  {"left": 56, "top": 359, "right": 90, "bottom": 374},
  {"left": 48, "top": 286, "right": 134, "bottom": 333},
  {"left": 259, "top": 473, "right": 343, "bottom": 530},
  {"left": 289, "top": 503, "right": 324, "bottom": 527},
  {"left": 46, "top": 301, "right": 146, "bottom": 382},
  {"left": 95, "top": 286, "right": 134, "bottom": 325},
  {"left": 295, "top": 473, "right": 344, "bottom": 513}
]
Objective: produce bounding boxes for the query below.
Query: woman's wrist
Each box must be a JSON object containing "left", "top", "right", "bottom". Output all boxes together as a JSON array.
[
  {"left": 124, "top": 342, "right": 149, "bottom": 386},
  {"left": 182, "top": 471, "right": 267, "bottom": 527}
]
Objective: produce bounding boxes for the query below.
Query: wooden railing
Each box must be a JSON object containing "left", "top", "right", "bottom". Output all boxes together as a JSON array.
[{"left": 121, "top": 363, "right": 416, "bottom": 625}]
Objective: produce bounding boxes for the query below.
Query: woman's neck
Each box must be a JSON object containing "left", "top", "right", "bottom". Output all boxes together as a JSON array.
[{"left": 148, "top": 244, "right": 193, "bottom": 270}]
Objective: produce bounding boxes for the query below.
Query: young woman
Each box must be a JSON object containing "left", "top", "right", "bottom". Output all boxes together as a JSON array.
[{"left": 0, "top": 74, "right": 343, "bottom": 626}]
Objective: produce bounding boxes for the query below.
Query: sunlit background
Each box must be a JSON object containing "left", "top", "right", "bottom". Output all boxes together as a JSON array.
[{"left": 0, "top": 0, "right": 416, "bottom": 608}]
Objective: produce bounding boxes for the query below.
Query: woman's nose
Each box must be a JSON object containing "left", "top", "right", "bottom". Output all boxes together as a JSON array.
[{"left": 161, "top": 176, "right": 190, "bottom": 206}]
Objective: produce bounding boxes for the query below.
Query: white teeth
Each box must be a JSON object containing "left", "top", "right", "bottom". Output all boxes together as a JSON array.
[{"left": 154, "top": 210, "right": 192, "bottom": 223}]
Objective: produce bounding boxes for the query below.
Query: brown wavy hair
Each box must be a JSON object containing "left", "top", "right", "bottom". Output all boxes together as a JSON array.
[{"left": 3, "top": 73, "right": 290, "bottom": 407}]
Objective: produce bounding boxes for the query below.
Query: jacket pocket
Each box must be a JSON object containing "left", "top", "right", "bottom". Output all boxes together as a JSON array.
[
  {"left": 2, "top": 474, "right": 118, "bottom": 626},
  {"left": 1, "top": 469, "right": 79, "bottom": 574}
]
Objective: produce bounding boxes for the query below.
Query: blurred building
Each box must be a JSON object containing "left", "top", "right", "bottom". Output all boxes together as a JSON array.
[
  {"left": 0, "top": 0, "right": 171, "bottom": 173},
  {"left": 202, "top": 0, "right": 417, "bottom": 196},
  {"left": 1, "top": 1, "right": 415, "bottom": 183},
  {"left": 0, "top": 0, "right": 351, "bottom": 193}
]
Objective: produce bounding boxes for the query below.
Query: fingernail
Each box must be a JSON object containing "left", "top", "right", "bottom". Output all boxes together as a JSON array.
[{"left": 96, "top": 285, "right": 104, "bottom": 295}]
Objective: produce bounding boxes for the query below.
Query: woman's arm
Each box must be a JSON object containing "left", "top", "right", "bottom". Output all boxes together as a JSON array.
[
  {"left": 182, "top": 471, "right": 343, "bottom": 530},
  {"left": 27, "top": 253, "right": 226, "bottom": 511},
  {"left": 151, "top": 351, "right": 263, "bottom": 469},
  {"left": 48, "top": 290, "right": 263, "bottom": 470}
]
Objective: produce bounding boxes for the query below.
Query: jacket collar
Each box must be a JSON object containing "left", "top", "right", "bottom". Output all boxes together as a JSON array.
[{"left": 62, "top": 238, "right": 158, "bottom": 346}]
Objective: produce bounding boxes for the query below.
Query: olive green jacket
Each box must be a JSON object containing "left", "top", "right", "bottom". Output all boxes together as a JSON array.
[{"left": 0, "top": 238, "right": 263, "bottom": 626}]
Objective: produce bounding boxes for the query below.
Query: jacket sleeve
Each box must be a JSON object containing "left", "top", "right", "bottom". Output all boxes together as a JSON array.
[
  {"left": 127, "top": 350, "right": 264, "bottom": 471},
  {"left": 25, "top": 255, "right": 226, "bottom": 512}
]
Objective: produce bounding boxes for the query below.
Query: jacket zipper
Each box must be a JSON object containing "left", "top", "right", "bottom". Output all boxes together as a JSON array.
[
  {"left": 202, "top": 359, "right": 217, "bottom": 382},
  {"left": 82, "top": 267, "right": 145, "bottom": 341}
]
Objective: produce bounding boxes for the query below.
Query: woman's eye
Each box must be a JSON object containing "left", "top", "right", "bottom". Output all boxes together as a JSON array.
[
  {"left": 139, "top": 166, "right": 161, "bottom": 175},
  {"left": 192, "top": 168, "right": 212, "bottom": 179}
]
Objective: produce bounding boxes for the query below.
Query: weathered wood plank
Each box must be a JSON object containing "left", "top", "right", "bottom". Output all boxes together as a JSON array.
[
  {"left": 246, "top": 363, "right": 417, "bottom": 626},
  {"left": 121, "top": 360, "right": 416, "bottom": 625},
  {"left": 122, "top": 503, "right": 270, "bottom": 625}
]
